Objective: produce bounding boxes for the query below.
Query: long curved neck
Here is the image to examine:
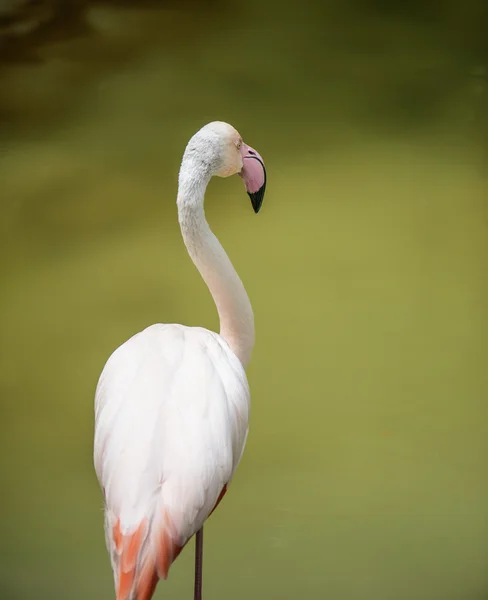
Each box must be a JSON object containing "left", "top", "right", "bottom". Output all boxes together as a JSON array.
[{"left": 176, "top": 163, "right": 255, "bottom": 367}]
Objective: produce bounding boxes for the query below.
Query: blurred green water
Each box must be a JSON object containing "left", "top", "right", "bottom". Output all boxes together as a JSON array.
[{"left": 1, "top": 2, "right": 488, "bottom": 599}]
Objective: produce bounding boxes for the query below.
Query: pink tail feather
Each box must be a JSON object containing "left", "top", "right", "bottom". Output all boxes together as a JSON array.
[{"left": 113, "top": 511, "right": 182, "bottom": 600}]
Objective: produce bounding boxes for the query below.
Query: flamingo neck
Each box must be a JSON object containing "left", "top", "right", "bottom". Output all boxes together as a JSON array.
[{"left": 176, "top": 163, "right": 255, "bottom": 367}]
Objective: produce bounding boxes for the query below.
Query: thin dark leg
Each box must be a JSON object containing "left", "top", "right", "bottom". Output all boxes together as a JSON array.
[{"left": 194, "top": 527, "right": 204, "bottom": 600}]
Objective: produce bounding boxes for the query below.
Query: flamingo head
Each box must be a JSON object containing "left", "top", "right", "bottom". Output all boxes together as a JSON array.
[{"left": 186, "top": 121, "right": 267, "bottom": 213}]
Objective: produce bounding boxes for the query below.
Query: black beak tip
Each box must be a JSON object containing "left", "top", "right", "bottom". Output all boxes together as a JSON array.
[{"left": 248, "top": 183, "right": 266, "bottom": 214}]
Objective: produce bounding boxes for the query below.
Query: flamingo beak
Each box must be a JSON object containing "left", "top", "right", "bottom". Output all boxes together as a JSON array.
[{"left": 239, "top": 143, "right": 267, "bottom": 213}]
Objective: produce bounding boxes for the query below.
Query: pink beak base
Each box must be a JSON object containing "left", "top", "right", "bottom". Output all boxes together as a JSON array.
[{"left": 238, "top": 143, "right": 266, "bottom": 213}]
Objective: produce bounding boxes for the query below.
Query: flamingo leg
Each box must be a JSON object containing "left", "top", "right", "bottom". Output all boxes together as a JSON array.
[{"left": 194, "top": 527, "right": 204, "bottom": 600}]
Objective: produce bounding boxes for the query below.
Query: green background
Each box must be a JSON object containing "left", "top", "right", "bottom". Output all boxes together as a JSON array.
[{"left": 1, "top": 1, "right": 487, "bottom": 599}]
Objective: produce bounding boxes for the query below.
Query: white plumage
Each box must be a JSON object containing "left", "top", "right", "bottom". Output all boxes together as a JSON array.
[
  {"left": 94, "top": 325, "right": 249, "bottom": 586},
  {"left": 93, "top": 122, "right": 266, "bottom": 600}
]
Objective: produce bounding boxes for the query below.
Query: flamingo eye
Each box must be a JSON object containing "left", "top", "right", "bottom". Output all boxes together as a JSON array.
[{"left": 236, "top": 140, "right": 242, "bottom": 150}]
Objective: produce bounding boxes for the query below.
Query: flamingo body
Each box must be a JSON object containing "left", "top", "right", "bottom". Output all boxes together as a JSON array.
[
  {"left": 94, "top": 324, "right": 249, "bottom": 598},
  {"left": 93, "top": 121, "right": 266, "bottom": 600}
]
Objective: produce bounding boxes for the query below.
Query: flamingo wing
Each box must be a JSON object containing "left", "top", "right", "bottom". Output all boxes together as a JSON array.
[{"left": 93, "top": 323, "right": 250, "bottom": 600}]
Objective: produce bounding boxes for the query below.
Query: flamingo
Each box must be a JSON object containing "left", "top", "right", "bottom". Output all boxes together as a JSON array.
[{"left": 93, "top": 121, "right": 267, "bottom": 600}]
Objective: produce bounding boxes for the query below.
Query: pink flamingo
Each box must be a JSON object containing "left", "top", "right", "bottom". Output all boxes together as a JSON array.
[{"left": 93, "top": 121, "right": 267, "bottom": 600}]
